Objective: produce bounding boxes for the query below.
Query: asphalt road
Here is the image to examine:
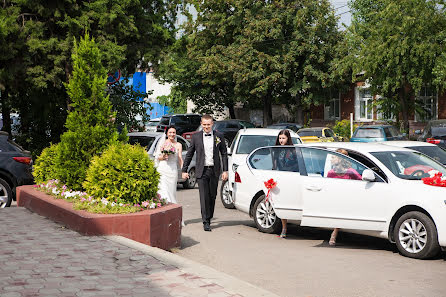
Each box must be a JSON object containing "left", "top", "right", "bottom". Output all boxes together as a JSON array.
[{"left": 175, "top": 183, "right": 446, "bottom": 297}]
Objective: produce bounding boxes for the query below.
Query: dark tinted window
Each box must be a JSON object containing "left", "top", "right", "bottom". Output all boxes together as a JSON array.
[
  {"left": 160, "top": 117, "right": 170, "bottom": 125},
  {"left": 324, "top": 129, "right": 335, "bottom": 138},
  {"left": 189, "top": 115, "right": 201, "bottom": 126},
  {"left": 0, "top": 138, "right": 22, "bottom": 152},
  {"left": 171, "top": 116, "right": 189, "bottom": 125},
  {"left": 240, "top": 121, "right": 255, "bottom": 128},
  {"left": 214, "top": 122, "right": 227, "bottom": 130},
  {"left": 431, "top": 127, "right": 446, "bottom": 137},
  {"left": 354, "top": 128, "right": 384, "bottom": 138},
  {"left": 128, "top": 136, "right": 156, "bottom": 150},
  {"left": 226, "top": 122, "right": 239, "bottom": 129},
  {"left": 383, "top": 128, "right": 392, "bottom": 138}
]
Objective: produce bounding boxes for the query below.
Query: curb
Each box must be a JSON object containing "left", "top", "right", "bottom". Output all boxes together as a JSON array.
[{"left": 105, "top": 235, "right": 281, "bottom": 297}]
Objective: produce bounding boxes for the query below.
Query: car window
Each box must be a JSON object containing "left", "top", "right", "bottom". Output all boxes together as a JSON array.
[
  {"left": 325, "top": 129, "right": 335, "bottom": 138},
  {"left": 214, "top": 122, "right": 227, "bottom": 130},
  {"left": 371, "top": 151, "right": 446, "bottom": 180},
  {"left": 171, "top": 116, "right": 189, "bottom": 125},
  {"left": 298, "top": 130, "right": 322, "bottom": 137},
  {"left": 301, "top": 148, "right": 368, "bottom": 180},
  {"left": 128, "top": 136, "right": 156, "bottom": 151},
  {"left": 431, "top": 126, "right": 446, "bottom": 137},
  {"left": 159, "top": 117, "right": 170, "bottom": 125},
  {"left": 354, "top": 128, "right": 384, "bottom": 138},
  {"left": 236, "top": 135, "right": 278, "bottom": 154},
  {"left": 272, "top": 147, "right": 299, "bottom": 172},
  {"left": 0, "top": 139, "right": 22, "bottom": 152},
  {"left": 240, "top": 121, "right": 255, "bottom": 128},
  {"left": 188, "top": 115, "right": 201, "bottom": 126},
  {"left": 249, "top": 147, "right": 273, "bottom": 170},
  {"left": 389, "top": 127, "right": 400, "bottom": 137},
  {"left": 226, "top": 122, "right": 239, "bottom": 129},
  {"left": 408, "top": 146, "right": 446, "bottom": 164},
  {"left": 147, "top": 121, "right": 159, "bottom": 127},
  {"left": 176, "top": 137, "right": 188, "bottom": 151},
  {"left": 383, "top": 128, "right": 392, "bottom": 138}
]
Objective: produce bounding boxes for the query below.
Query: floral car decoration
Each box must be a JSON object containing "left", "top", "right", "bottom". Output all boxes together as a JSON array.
[
  {"left": 422, "top": 170, "right": 446, "bottom": 187},
  {"left": 264, "top": 178, "right": 277, "bottom": 203},
  {"left": 35, "top": 179, "right": 167, "bottom": 214}
]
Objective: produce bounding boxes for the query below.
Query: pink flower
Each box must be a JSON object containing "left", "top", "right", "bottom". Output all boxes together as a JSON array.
[
  {"left": 142, "top": 201, "right": 149, "bottom": 208},
  {"left": 157, "top": 203, "right": 162, "bottom": 208}
]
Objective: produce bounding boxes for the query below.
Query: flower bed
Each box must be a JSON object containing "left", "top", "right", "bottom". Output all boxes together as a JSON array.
[{"left": 16, "top": 185, "right": 182, "bottom": 250}]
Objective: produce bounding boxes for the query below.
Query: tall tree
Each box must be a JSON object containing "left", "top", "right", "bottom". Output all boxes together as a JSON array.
[
  {"left": 344, "top": 0, "right": 446, "bottom": 132},
  {"left": 185, "top": 0, "right": 340, "bottom": 126},
  {"left": 0, "top": 0, "right": 178, "bottom": 154}
]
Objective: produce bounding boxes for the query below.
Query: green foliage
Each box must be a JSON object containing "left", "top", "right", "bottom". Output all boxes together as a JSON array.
[
  {"left": 157, "top": 91, "right": 187, "bottom": 114},
  {"left": 32, "top": 144, "right": 59, "bottom": 184},
  {"left": 83, "top": 143, "right": 160, "bottom": 205},
  {"left": 343, "top": 0, "right": 446, "bottom": 131},
  {"left": 55, "top": 34, "right": 118, "bottom": 190},
  {"left": 330, "top": 119, "right": 358, "bottom": 140},
  {"left": 107, "top": 77, "right": 151, "bottom": 132}
]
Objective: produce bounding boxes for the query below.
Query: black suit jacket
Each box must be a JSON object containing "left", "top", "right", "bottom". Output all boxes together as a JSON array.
[{"left": 182, "top": 131, "right": 228, "bottom": 178}]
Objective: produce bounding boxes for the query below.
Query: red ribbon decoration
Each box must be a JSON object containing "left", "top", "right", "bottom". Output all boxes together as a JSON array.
[
  {"left": 264, "top": 178, "right": 277, "bottom": 203},
  {"left": 422, "top": 172, "right": 446, "bottom": 187}
]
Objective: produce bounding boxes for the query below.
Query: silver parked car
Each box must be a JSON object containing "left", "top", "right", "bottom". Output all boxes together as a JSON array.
[{"left": 127, "top": 132, "right": 197, "bottom": 189}]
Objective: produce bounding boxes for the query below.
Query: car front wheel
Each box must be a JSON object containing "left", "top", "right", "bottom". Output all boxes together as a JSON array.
[
  {"left": 0, "top": 178, "right": 13, "bottom": 208},
  {"left": 394, "top": 211, "right": 440, "bottom": 259},
  {"left": 182, "top": 168, "right": 197, "bottom": 189},
  {"left": 220, "top": 179, "right": 234, "bottom": 209},
  {"left": 253, "top": 194, "right": 281, "bottom": 234}
]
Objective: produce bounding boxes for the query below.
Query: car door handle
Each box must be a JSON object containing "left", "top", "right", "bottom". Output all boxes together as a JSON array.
[{"left": 305, "top": 186, "right": 322, "bottom": 192}]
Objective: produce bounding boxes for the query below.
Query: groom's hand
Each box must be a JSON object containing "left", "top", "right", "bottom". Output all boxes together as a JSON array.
[
  {"left": 221, "top": 171, "right": 228, "bottom": 181},
  {"left": 182, "top": 172, "right": 189, "bottom": 179}
]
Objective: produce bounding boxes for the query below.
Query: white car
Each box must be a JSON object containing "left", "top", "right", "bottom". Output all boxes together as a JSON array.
[
  {"left": 220, "top": 128, "right": 301, "bottom": 209},
  {"left": 233, "top": 142, "right": 446, "bottom": 259},
  {"left": 145, "top": 118, "right": 161, "bottom": 132},
  {"left": 379, "top": 140, "right": 446, "bottom": 166}
]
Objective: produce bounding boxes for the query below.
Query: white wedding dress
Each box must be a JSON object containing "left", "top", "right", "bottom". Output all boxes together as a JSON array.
[{"left": 155, "top": 141, "right": 179, "bottom": 204}]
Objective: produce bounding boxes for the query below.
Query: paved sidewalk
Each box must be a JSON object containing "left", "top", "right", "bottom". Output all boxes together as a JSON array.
[{"left": 0, "top": 208, "right": 279, "bottom": 297}]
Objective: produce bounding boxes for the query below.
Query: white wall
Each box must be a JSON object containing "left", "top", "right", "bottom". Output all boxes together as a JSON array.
[{"left": 146, "top": 71, "right": 172, "bottom": 103}]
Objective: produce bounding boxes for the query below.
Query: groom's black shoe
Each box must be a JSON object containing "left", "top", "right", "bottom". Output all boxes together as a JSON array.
[{"left": 203, "top": 222, "right": 212, "bottom": 232}]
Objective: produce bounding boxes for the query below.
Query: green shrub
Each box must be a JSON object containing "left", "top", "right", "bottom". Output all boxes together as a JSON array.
[
  {"left": 33, "top": 144, "right": 60, "bottom": 184},
  {"left": 83, "top": 143, "right": 160, "bottom": 205},
  {"left": 54, "top": 33, "right": 118, "bottom": 190},
  {"left": 330, "top": 119, "right": 358, "bottom": 140}
]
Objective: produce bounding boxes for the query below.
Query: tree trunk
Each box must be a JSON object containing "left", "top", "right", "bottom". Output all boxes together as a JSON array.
[
  {"left": 1, "top": 87, "right": 12, "bottom": 136},
  {"left": 263, "top": 93, "right": 272, "bottom": 127},
  {"left": 295, "top": 95, "right": 304, "bottom": 125},
  {"left": 399, "top": 88, "right": 410, "bottom": 133},
  {"left": 228, "top": 103, "right": 236, "bottom": 119}
]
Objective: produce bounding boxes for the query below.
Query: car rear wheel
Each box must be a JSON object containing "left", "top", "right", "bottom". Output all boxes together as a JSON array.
[
  {"left": 394, "top": 211, "right": 440, "bottom": 259},
  {"left": 253, "top": 194, "right": 281, "bottom": 234},
  {"left": 220, "top": 179, "right": 234, "bottom": 209},
  {"left": 182, "top": 168, "right": 197, "bottom": 189},
  {"left": 0, "top": 178, "right": 13, "bottom": 208}
]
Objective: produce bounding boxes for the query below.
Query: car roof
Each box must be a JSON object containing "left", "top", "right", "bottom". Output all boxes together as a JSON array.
[
  {"left": 127, "top": 132, "right": 163, "bottom": 137},
  {"left": 149, "top": 118, "right": 161, "bottom": 121},
  {"left": 238, "top": 128, "right": 299, "bottom": 137},
  {"left": 377, "top": 141, "right": 437, "bottom": 148},
  {"left": 298, "top": 127, "right": 326, "bottom": 131},
  {"left": 306, "top": 142, "right": 415, "bottom": 153}
]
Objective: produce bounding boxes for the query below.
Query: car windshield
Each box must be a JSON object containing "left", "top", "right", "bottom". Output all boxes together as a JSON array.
[
  {"left": 371, "top": 151, "right": 446, "bottom": 180},
  {"left": 407, "top": 146, "right": 446, "bottom": 165},
  {"left": 354, "top": 128, "right": 384, "bottom": 138},
  {"left": 431, "top": 127, "right": 446, "bottom": 138},
  {"left": 159, "top": 117, "right": 170, "bottom": 125},
  {"left": 240, "top": 121, "right": 255, "bottom": 128},
  {"left": 298, "top": 130, "right": 322, "bottom": 137},
  {"left": 128, "top": 136, "right": 156, "bottom": 150},
  {"left": 236, "top": 135, "right": 299, "bottom": 154},
  {"left": 147, "top": 121, "right": 159, "bottom": 126}
]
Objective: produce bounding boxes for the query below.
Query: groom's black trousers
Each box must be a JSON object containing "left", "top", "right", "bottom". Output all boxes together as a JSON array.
[{"left": 197, "top": 166, "right": 218, "bottom": 224}]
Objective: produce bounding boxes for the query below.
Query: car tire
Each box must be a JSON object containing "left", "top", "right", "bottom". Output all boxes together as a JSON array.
[
  {"left": 182, "top": 168, "right": 197, "bottom": 189},
  {"left": 0, "top": 178, "right": 13, "bottom": 208},
  {"left": 253, "top": 194, "right": 281, "bottom": 234},
  {"left": 393, "top": 211, "right": 440, "bottom": 259},
  {"left": 220, "top": 179, "right": 235, "bottom": 209}
]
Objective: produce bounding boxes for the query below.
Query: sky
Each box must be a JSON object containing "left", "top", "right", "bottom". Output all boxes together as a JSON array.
[{"left": 331, "top": 0, "right": 352, "bottom": 28}]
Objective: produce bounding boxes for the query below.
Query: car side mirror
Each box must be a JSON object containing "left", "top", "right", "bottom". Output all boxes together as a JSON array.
[
  {"left": 362, "top": 169, "right": 376, "bottom": 182},
  {"left": 414, "top": 130, "right": 421, "bottom": 135}
]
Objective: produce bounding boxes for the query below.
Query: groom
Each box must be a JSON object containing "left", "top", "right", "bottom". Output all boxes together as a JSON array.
[{"left": 182, "top": 115, "right": 228, "bottom": 231}]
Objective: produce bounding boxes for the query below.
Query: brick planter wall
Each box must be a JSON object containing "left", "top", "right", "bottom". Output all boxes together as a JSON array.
[{"left": 16, "top": 185, "right": 181, "bottom": 251}]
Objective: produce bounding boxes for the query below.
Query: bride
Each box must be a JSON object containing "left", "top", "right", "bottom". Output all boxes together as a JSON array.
[{"left": 154, "top": 125, "right": 183, "bottom": 205}]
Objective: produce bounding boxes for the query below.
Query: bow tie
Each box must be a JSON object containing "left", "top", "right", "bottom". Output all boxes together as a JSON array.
[{"left": 205, "top": 133, "right": 212, "bottom": 137}]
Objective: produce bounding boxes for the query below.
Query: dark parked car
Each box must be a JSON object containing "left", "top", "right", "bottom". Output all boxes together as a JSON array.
[
  {"left": 0, "top": 132, "right": 34, "bottom": 208},
  {"left": 156, "top": 114, "right": 201, "bottom": 136},
  {"left": 267, "top": 122, "right": 302, "bottom": 133},
  {"left": 416, "top": 119, "right": 446, "bottom": 149},
  {"left": 182, "top": 119, "right": 255, "bottom": 146}
]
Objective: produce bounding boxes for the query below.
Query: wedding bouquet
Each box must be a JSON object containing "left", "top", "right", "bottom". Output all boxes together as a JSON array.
[{"left": 161, "top": 142, "right": 176, "bottom": 155}]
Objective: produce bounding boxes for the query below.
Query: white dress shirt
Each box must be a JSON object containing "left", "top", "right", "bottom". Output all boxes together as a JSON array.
[{"left": 203, "top": 131, "right": 214, "bottom": 166}]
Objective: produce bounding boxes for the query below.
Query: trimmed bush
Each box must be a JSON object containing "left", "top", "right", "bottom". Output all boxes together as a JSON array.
[
  {"left": 33, "top": 144, "right": 59, "bottom": 184},
  {"left": 83, "top": 143, "right": 160, "bottom": 205},
  {"left": 330, "top": 119, "right": 358, "bottom": 140}
]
